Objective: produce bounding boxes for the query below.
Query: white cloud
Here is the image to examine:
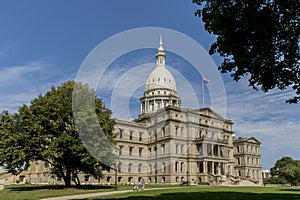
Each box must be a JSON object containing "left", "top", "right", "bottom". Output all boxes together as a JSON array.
[
  {"left": 223, "top": 77, "right": 300, "bottom": 169},
  {"left": 0, "top": 61, "right": 72, "bottom": 113}
]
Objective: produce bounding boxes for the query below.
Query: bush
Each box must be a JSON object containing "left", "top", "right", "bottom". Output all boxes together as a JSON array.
[{"left": 198, "top": 182, "right": 210, "bottom": 185}]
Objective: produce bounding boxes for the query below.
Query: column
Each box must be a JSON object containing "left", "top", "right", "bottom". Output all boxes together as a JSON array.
[
  {"left": 211, "top": 161, "right": 214, "bottom": 174},
  {"left": 203, "top": 143, "right": 207, "bottom": 156},
  {"left": 203, "top": 161, "right": 207, "bottom": 174}
]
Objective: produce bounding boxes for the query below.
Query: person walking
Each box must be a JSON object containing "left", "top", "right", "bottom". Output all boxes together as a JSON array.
[
  {"left": 141, "top": 179, "right": 145, "bottom": 191},
  {"left": 133, "top": 179, "right": 139, "bottom": 191}
]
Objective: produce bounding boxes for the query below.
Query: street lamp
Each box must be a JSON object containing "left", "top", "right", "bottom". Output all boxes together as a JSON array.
[{"left": 114, "top": 161, "right": 119, "bottom": 190}]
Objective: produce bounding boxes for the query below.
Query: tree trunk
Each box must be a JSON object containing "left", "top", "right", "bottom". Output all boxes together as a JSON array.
[
  {"left": 75, "top": 174, "right": 81, "bottom": 186},
  {"left": 64, "top": 167, "right": 71, "bottom": 188}
]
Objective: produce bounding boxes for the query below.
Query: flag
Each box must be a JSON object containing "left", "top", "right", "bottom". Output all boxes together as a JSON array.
[{"left": 203, "top": 76, "right": 210, "bottom": 84}]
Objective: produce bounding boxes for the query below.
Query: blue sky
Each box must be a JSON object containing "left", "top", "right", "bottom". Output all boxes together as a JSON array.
[{"left": 0, "top": 0, "right": 299, "bottom": 170}]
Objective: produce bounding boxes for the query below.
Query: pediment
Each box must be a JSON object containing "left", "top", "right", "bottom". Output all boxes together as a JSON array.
[{"left": 245, "top": 137, "right": 261, "bottom": 144}]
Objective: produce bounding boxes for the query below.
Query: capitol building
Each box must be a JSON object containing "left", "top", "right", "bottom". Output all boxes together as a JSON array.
[{"left": 0, "top": 38, "right": 262, "bottom": 186}]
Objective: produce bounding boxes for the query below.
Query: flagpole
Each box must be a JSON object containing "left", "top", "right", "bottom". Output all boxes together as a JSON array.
[{"left": 202, "top": 78, "right": 205, "bottom": 108}]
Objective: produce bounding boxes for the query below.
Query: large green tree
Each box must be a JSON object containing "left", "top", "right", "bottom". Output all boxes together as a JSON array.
[
  {"left": 270, "top": 156, "right": 300, "bottom": 185},
  {"left": 0, "top": 81, "right": 116, "bottom": 187},
  {"left": 193, "top": 0, "right": 300, "bottom": 103}
]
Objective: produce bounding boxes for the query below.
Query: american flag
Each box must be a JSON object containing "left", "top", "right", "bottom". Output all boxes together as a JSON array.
[{"left": 203, "top": 76, "right": 210, "bottom": 84}]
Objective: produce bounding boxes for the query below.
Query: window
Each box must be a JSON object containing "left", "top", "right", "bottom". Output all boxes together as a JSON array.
[
  {"left": 176, "top": 126, "right": 179, "bottom": 137},
  {"left": 149, "top": 164, "right": 152, "bottom": 173},
  {"left": 129, "top": 131, "right": 133, "bottom": 140},
  {"left": 129, "top": 147, "right": 133, "bottom": 156},
  {"left": 139, "top": 132, "right": 143, "bottom": 141},
  {"left": 161, "top": 144, "right": 165, "bottom": 155},
  {"left": 118, "top": 163, "right": 122, "bottom": 172},
  {"left": 138, "top": 164, "right": 142, "bottom": 173},
  {"left": 199, "top": 162, "right": 204, "bottom": 173},
  {"left": 57, "top": 176, "right": 62, "bottom": 181},
  {"left": 207, "top": 143, "right": 212, "bottom": 155},
  {"left": 119, "top": 146, "right": 123, "bottom": 156},
  {"left": 162, "top": 162, "right": 166, "bottom": 173},
  {"left": 175, "top": 162, "right": 179, "bottom": 172},
  {"left": 181, "top": 162, "right": 184, "bottom": 172},
  {"left": 84, "top": 175, "right": 89, "bottom": 182},
  {"left": 128, "top": 163, "right": 132, "bottom": 173},
  {"left": 176, "top": 144, "right": 179, "bottom": 154},
  {"left": 198, "top": 144, "right": 203, "bottom": 156},
  {"left": 119, "top": 129, "right": 123, "bottom": 139},
  {"left": 162, "top": 127, "right": 165, "bottom": 138},
  {"left": 181, "top": 145, "right": 184, "bottom": 154},
  {"left": 139, "top": 148, "right": 142, "bottom": 157},
  {"left": 148, "top": 148, "right": 152, "bottom": 157},
  {"left": 128, "top": 177, "right": 133, "bottom": 182}
]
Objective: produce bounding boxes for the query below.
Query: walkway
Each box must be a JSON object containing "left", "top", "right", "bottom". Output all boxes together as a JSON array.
[{"left": 40, "top": 187, "right": 180, "bottom": 200}]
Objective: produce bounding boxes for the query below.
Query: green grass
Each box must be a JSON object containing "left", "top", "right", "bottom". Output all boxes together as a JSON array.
[
  {"left": 0, "top": 184, "right": 300, "bottom": 200},
  {"left": 89, "top": 186, "right": 300, "bottom": 200},
  {"left": 0, "top": 184, "right": 116, "bottom": 200},
  {"left": 0, "top": 184, "right": 176, "bottom": 200}
]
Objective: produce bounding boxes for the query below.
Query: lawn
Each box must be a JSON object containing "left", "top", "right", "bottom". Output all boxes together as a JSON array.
[
  {"left": 90, "top": 186, "right": 300, "bottom": 200},
  {"left": 0, "top": 184, "right": 175, "bottom": 200},
  {"left": 0, "top": 184, "right": 300, "bottom": 200},
  {"left": 0, "top": 184, "right": 116, "bottom": 200}
]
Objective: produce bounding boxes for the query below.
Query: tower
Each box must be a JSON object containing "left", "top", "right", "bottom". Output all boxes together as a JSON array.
[{"left": 140, "top": 36, "right": 181, "bottom": 114}]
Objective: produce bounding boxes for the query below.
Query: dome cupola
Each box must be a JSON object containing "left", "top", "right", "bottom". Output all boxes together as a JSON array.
[{"left": 140, "top": 36, "right": 181, "bottom": 114}]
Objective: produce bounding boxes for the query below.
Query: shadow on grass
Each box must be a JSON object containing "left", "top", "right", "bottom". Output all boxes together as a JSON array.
[
  {"left": 279, "top": 187, "right": 300, "bottom": 192},
  {"left": 91, "top": 191, "right": 300, "bottom": 200},
  {"left": 7, "top": 184, "right": 114, "bottom": 191}
]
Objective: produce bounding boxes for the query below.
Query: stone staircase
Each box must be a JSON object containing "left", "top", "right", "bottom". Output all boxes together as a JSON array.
[{"left": 238, "top": 180, "right": 259, "bottom": 186}]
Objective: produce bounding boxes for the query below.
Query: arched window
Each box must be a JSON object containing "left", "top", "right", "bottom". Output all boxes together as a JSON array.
[
  {"left": 175, "top": 162, "right": 179, "bottom": 172},
  {"left": 181, "top": 162, "right": 184, "bottom": 172},
  {"left": 138, "top": 164, "right": 142, "bottom": 173}
]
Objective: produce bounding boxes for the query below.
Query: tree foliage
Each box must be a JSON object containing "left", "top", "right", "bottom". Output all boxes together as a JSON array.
[
  {"left": 270, "top": 156, "right": 300, "bottom": 185},
  {"left": 0, "top": 81, "right": 116, "bottom": 187},
  {"left": 194, "top": 0, "right": 300, "bottom": 103}
]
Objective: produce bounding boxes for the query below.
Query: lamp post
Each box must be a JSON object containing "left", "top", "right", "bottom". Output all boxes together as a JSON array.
[{"left": 114, "top": 161, "right": 119, "bottom": 190}]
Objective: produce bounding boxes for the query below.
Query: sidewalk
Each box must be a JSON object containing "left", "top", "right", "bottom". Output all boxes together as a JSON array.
[{"left": 40, "top": 187, "right": 180, "bottom": 200}]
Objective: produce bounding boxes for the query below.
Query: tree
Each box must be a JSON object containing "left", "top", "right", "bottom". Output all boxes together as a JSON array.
[
  {"left": 0, "top": 81, "right": 116, "bottom": 187},
  {"left": 270, "top": 156, "right": 300, "bottom": 185},
  {"left": 193, "top": 0, "right": 300, "bottom": 103}
]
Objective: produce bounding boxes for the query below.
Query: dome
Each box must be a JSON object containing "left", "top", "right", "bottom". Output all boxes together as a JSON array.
[
  {"left": 139, "top": 36, "right": 181, "bottom": 115},
  {"left": 145, "top": 66, "right": 177, "bottom": 92}
]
